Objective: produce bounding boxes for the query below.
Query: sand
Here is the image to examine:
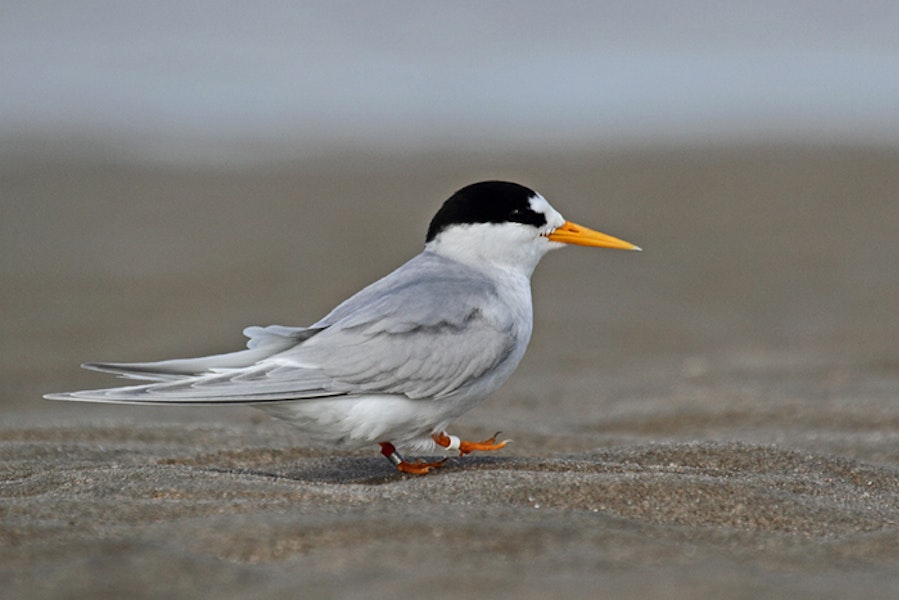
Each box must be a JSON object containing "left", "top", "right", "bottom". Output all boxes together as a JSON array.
[{"left": 1, "top": 143, "right": 898, "bottom": 599}]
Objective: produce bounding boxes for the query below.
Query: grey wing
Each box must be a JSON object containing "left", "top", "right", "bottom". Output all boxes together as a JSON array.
[
  {"left": 304, "top": 281, "right": 519, "bottom": 399},
  {"left": 46, "top": 273, "right": 520, "bottom": 404}
]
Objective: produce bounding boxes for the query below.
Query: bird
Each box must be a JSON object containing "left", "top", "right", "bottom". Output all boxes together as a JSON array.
[{"left": 46, "top": 181, "right": 640, "bottom": 474}]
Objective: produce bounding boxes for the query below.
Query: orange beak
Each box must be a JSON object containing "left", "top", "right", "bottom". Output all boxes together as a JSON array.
[{"left": 546, "top": 221, "right": 641, "bottom": 251}]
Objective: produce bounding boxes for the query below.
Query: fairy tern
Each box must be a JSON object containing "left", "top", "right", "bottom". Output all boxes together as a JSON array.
[{"left": 46, "top": 181, "right": 640, "bottom": 474}]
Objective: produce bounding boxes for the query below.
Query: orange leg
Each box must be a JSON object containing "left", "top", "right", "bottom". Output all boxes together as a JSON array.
[
  {"left": 379, "top": 442, "right": 447, "bottom": 475},
  {"left": 433, "top": 431, "right": 510, "bottom": 456}
]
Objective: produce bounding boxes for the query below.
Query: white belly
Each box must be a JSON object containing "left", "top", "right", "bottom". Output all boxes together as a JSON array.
[{"left": 255, "top": 394, "right": 477, "bottom": 452}]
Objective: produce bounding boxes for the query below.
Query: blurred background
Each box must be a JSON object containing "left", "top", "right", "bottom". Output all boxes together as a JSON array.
[
  {"left": 2, "top": 2, "right": 898, "bottom": 445},
  {"left": 3, "top": 1, "right": 899, "bottom": 163}
]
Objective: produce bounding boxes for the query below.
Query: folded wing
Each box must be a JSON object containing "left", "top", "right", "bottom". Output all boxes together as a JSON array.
[{"left": 45, "top": 254, "right": 521, "bottom": 405}]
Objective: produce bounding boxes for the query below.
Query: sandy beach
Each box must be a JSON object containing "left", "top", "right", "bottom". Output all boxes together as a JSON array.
[{"left": 2, "top": 143, "right": 898, "bottom": 599}]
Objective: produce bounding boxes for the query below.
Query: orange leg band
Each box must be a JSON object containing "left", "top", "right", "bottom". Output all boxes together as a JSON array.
[{"left": 433, "top": 431, "right": 510, "bottom": 456}]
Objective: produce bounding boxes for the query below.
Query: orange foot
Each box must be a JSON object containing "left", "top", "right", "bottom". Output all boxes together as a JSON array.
[
  {"left": 379, "top": 442, "right": 447, "bottom": 475},
  {"left": 433, "top": 431, "right": 511, "bottom": 456}
]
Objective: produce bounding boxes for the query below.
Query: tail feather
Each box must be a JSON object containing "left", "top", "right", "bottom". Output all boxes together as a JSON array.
[
  {"left": 43, "top": 384, "right": 342, "bottom": 405},
  {"left": 74, "top": 324, "right": 323, "bottom": 381},
  {"left": 82, "top": 347, "right": 279, "bottom": 382},
  {"left": 44, "top": 323, "right": 328, "bottom": 401}
]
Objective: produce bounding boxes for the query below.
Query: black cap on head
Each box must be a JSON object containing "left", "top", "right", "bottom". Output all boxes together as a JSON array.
[{"left": 426, "top": 181, "right": 548, "bottom": 243}]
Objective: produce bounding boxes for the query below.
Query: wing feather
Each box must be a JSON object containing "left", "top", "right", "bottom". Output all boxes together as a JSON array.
[{"left": 46, "top": 252, "right": 526, "bottom": 405}]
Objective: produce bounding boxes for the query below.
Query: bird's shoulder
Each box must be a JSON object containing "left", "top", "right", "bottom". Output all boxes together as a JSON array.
[{"left": 314, "top": 251, "right": 513, "bottom": 332}]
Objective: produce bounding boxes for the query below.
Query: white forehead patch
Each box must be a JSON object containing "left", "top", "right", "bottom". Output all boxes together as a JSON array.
[{"left": 528, "top": 193, "right": 565, "bottom": 229}]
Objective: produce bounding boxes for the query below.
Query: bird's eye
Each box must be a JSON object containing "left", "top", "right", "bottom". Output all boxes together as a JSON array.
[{"left": 504, "top": 204, "right": 547, "bottom": 228}]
